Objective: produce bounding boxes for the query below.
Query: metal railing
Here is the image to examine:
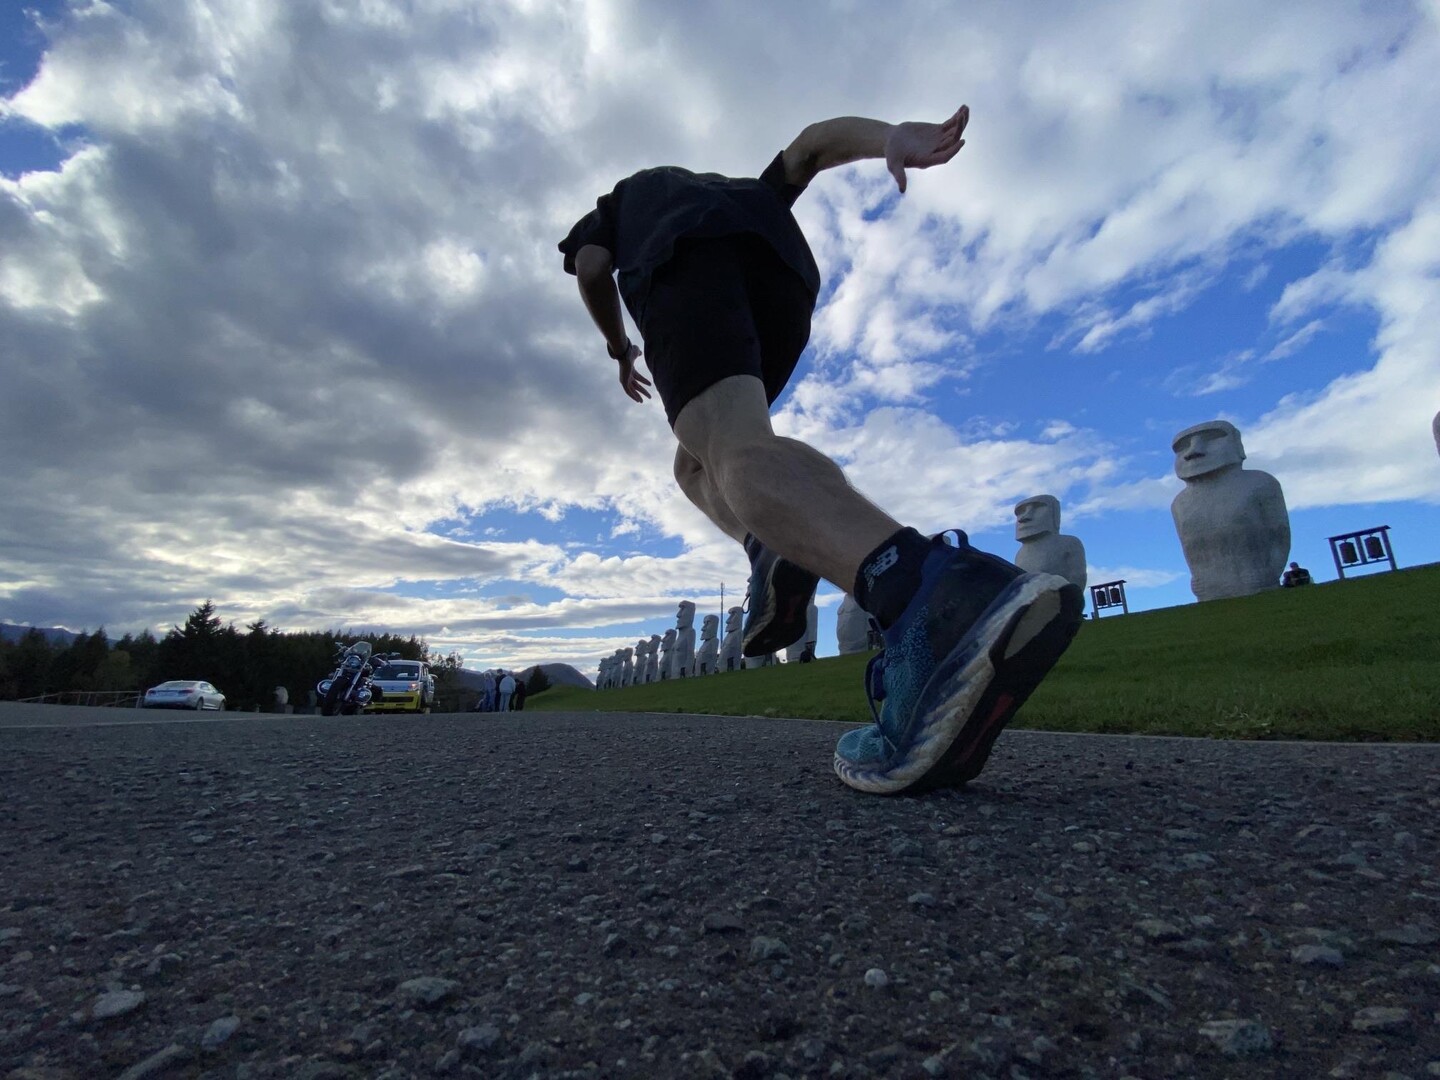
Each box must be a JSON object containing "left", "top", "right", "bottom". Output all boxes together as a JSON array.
[{"left": 14, "top": 690, "right": 143, "bottom": 708}]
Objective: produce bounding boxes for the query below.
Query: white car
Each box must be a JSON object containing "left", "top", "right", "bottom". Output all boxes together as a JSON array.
[{"left": 142, "top": 680, "right": 226, "bottom": 710}]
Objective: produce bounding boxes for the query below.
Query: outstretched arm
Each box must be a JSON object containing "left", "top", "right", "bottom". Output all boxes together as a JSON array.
[
  {"left": 781, "top": 105, "right": 968, "bottom": 192},
  {"left": 574, "top": 244, "right": 651, "bottom": 404}
]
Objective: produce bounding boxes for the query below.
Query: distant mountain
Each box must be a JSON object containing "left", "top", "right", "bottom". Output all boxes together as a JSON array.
[
  {"left": 0, "top": 623, "right": 79, "bottom": 646},
  {"left": 451, "top": 663, "right": 593, "bottom": 692},
  {"left": 520, "top": 663, "right": 594, "bottom": 691}
]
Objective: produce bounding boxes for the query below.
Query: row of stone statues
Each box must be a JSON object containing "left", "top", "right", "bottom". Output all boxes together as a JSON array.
[
  {"left": 596, "top": 598, "right": 823, "bottom": 689},
  {"left": 598, "top": 416, "right": 1329, "bottom": 675}
]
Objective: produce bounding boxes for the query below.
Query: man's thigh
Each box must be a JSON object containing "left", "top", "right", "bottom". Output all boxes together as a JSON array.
[{"left": 673, "top": 374, "right": 774, "bottom": 468}]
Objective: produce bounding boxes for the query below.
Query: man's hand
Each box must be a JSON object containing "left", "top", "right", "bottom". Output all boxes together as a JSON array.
[
  {"left": 884, "top": 104, "right": 968, "bottom": 193},
  {"left": 616, "top": 343, "right": 652, "bottom": 403}
]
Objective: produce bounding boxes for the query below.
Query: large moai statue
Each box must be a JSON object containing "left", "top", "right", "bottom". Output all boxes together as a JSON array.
[
  {"left": 1170, "top": 420, "right": 1290, "bottom": 601},
  {"left": 659, "top": 629, "right": 676, "bottom": 679},
  {"left": 642, "top": 634, "right": 660, "bottom": 683},
  {"left": 696, "top": 614, "right": 719, "bottom": 675},
  {"left": 632, "top": 638, "right": 649, "bottom": 684},
  {"left": 785, "top": 601, "right": 820, "bottom": 662},
  {"left": 1013, "top": 494, "right": 1087, "bottom": 591},
  {"left": 620, "top": 647, "right": 635, "bottom": 687},
  {"left": 836, "top": 594, "right": 871, "bottom": 655},
  {"left": 720, "top": 606, "right": 743, "bottom": 672},
  {"left": 673, "top": 601, "right": 697, "bottom": 678}
]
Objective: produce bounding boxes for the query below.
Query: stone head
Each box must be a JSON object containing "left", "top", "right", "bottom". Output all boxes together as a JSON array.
[
  {"left": 676, "top": 600, "right": 696, "bottom": 630},
  {"left": 648, "top": 633, "right": 661, "bottom": 648},
  {"left": 725, "top": 606, "right": 742, "bottom": 632},
  {"left": 1014, "top": 495, "right": 1061, "bottom": 541},
  {"left": 1173, "top": 420, "right": 1245, "bottom": 480},
  {"left": 621, "top": 647, "right": 632, "bottom": 661},
  {"left": 701, "top": 613, "right": 719, "bottom": 638},
  {"left": 662, "top": 628, "right": 676, "bottom": 646}
]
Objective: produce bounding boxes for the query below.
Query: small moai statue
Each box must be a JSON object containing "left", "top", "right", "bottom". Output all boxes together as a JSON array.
[
  {"left": 642, "top": 634, "right": 661, "bottom": 683},
  {"left": 696, "top": 614, "right": 719, "bottom": 674},
  {"left": 596, "top": 658, "right": 607, "bottom": 689},
  {"left": 1170, "top": 420, "right": 1290, "bottom": 601},
  {"left": 620, "top": 647, "right": 635, "bottom": 687},
  {"left": 673, "top": 601, "right": 697, "bottom": 677},
  {"left": 720, "top": 606, "right": 743, "bottom": 672},
  {"left": 785, "top": 601, "right": 820, "bottom": 662},
  {"left": 632, "top": 638, "right": 649, "bottom": 684},
  {"left": 1013, "top": 494, "right": 1087, "bottom": 591},
  {"left": 836, "top": 594, "right": 871, "bottom": 654},
  {"left": 659, "top": 629, "right": 676, "bottom": 679}
]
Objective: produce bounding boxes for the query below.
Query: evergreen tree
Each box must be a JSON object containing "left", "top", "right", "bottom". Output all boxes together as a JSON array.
[
  {"left": 9, "top": 629, "right": 54, "bottom": 699},
  {"left": 525, "top": 666, "right": 552, "bottom": 696}
]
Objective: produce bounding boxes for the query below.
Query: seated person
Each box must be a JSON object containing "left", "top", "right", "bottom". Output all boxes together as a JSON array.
[{"left": 1281, "top": 561, "right": 1313, "bottom": 587}]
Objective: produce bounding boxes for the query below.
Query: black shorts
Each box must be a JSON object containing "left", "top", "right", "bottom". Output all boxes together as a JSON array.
[{"left": 632, "top": 235, "right": 814, "bottom": 427}]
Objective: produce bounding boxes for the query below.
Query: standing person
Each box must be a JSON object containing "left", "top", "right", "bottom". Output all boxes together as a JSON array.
[
  {"left": 512, "top": 676, "right": 527, "bottom": 712},
  {"left": 497, "top": 671, "right": 516, "bottom": 713},
  {"left": 559, "top": 104, "right": 1083, "bottom": 794}
]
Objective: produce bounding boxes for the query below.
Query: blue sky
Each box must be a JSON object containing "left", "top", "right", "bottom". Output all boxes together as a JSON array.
[{"left": 2, "top": 0, "right": 1438, "bottom": 680}]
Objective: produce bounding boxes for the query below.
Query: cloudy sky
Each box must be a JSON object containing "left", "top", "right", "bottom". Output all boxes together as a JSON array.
[{"left": 3, "top": 0, "right": 1438, "bottom": 679}]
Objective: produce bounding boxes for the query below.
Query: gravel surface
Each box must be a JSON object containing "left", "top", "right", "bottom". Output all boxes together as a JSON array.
[{"left": 1, "top": 703, "right": 1438, "bottom": 1079}]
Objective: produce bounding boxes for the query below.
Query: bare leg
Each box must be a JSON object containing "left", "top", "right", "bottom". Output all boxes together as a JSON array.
[
  {"left": 673, "top": 445, "right": 748, "bottom": 545},
  {"left": 673, "top": 374, "right": 900, "bottom": 590}
]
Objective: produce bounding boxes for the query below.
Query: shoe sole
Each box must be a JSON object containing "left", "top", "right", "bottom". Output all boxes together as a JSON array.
[
  {"left": 833, "top": 573, "right": 1083, "bottom": 794},
  {"left": 742, "top": 559, "right": 820, "bottom": 658}
]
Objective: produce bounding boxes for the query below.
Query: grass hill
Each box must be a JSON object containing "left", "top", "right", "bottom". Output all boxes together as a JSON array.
[{"left": 529, "top": 564, "right": 1440, "bottom": 742}]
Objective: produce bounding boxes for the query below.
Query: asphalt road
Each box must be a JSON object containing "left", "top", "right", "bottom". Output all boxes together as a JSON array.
[{"left": 1, "top": 702, "right": 1437, "bottom": 1079}]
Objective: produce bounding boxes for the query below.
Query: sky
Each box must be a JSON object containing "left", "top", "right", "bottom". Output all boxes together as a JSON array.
[{"left": 2, "top": 0, "right": 1439, "bottom": 681}]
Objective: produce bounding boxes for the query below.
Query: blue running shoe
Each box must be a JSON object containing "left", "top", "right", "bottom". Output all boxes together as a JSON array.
[
  {"left": 741, "top": 534, "right": 820, "bottom": 658},
  {"left": 834, "top": 533, "right": 1083, "bottom": 794}
]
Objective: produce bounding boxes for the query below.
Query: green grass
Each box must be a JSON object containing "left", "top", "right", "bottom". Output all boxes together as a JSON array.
[{"left": 530, "top": 564, "right": 1440, "bottom": 741}]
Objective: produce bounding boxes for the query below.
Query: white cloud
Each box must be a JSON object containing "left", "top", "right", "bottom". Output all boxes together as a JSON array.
[{"left": 1, "top": 0, "right": 1438, "bottom": 674}]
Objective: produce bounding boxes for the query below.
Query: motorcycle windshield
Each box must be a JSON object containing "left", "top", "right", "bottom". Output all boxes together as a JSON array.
[{"left": 346, "top": 642, "right": 373, "bottom": 661}]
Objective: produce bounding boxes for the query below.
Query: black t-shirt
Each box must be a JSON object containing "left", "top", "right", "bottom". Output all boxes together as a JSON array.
[{"left": 558, "top": 152, "right": 821, "bottom": 309}]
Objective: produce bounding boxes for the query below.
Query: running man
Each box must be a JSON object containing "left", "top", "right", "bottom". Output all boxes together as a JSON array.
[{"left": 559, "top": 105, "right": 1083, "bottom": 793}]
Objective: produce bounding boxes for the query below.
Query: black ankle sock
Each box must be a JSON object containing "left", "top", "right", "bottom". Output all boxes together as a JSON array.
[{"left": 854, "top": 527, "right": 933, "bottom": 629}]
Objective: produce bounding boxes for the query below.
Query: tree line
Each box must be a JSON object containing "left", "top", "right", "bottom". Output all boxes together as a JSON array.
[{"left": 0, "top": 601, "right": 462, "bottom": 711}]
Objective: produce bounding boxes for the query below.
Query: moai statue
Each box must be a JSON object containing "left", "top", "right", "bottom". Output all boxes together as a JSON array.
[
  {"left": 631, "top": 638, "right": 648, "bottom": 684},
  {"left": 596, "top": 658, "right": 607, "bottom": 689},
  {"left": 696, "top": 614, "right": 720, "bottom": 674},
  {"left": 659, "top": 629, "right": 676, "bottom": 679},
  {"left": 1013, "top": 494, "right": 1087, "bottom": 591},
  {"left": 720, "top": 606, "right": 743, "bottom": 672},
  {"left": 642, "top": 634, "right": 661, "bottom": 683},
  {"left": 620, "top": 647, "right": 635, "bottom": 687},
  {"left": 785, "top": 601, "right": 820, "bottom": 662},
  {"left": 1170, "top": 420, "right": 1290, "bottom": 601},
  {"left": 836, "top": 594, "right": 871, "bottom": 654},
  {"left": 673, "top": 601, "right": 697, "bottom": 678},
  {"left": 1433, "top": 410, "right": 1439, "bottom": 458}
]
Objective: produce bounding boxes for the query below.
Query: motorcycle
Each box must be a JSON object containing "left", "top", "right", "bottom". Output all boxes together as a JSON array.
[{"left": 317, "top": 640, "right": 383, "bottom": 716}]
